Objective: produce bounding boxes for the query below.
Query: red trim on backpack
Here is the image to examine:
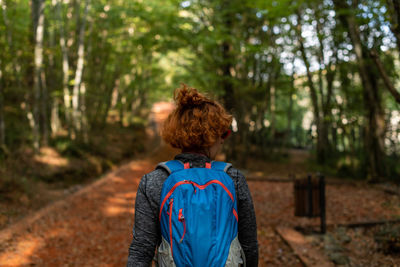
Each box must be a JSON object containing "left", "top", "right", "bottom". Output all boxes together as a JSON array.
[
  {"left": 205, "top": 162, "right": 211, "bottom": 169},
  {"left": 192, "top": 180, "right": 234, "bottom": 201},
  {"left": 184, "top": 162, "right": 190, "bottom": 169},
  {"left": 233, "top": 208, "right": 238, "bottom": 221},
  {"left": 169, "top": 199, "right": 174, "bottom": 257},
  {"left": 159, "top": 180, "right": 235, "bottom": 220}
]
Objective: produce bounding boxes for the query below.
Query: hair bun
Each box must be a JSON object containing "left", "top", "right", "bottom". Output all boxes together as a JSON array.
[{"left": 175, "top": 84, "right": 205, "bottom": 108}]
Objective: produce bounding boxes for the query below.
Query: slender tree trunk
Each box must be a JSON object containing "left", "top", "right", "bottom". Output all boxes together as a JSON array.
[
  {"left": 0, "top": 59, "right": 5, "bottom": 147},
  {"left": 286, "top": 61, "right": 296, "bottom": 147},
  {"left": 46, "top": 0, "right": 59, "bottom": 138},
  {"left": 101, "top": 77, "right": 120, "bottom": 127},
  {"left": 0, "top": 0, "right": 6, "bottom": 146},
  {"left": 1, "top": 0, "right": 20, "bottom": 86},
  {"left": 295, "top": 11, "right": 326, "bottom": 163},
  {"left": 316, "top": 8, "right": 326, "bottom": 109},
  {"left": 264, "top": 65, "right": 272, "bottom": 132},
  {"left": 118, "top": 95, "right": 125, "bottom": 127},
  {"left": 220, "top": 1, "right": 234, "bottom": 112},
  {"left": 80, "top": 82, "right": 89, "bottom": 143},
  {"left": 72, "top": 0, "right": 89, "bottom": 140},
  {"left": 1, "top": 0, "right": 11, "bottom": 52},
  {"left": 38, "top": 1, "right": 49, "bottom": 146},
  {"left": 316, "top": 11, "right": 337, "bottom": 157},
  {"left": 267, "top": 61, "right": 280, "bottom": 142},
  {"left": 221, "top": 42, "right": 234, "bottom": 112},
  {"left": 57, "top": 0, "right": 72, "bottom": 137},
  {"left": 215, "top": 1, "right": 236, "bottom": 162},
  {"left": 331, "top": 126, "right": 337, "bottom": 152},
  {"left": 32, "top": 0, "right": 45, "bottom": 153},
  {"left": 130, "top": 88, "right": 141, "bottom": 119},
  {"left": 51, "top": 98, "right": 61, "bottom": 136},
  {"left": 40, "top": 65, "right": 48, "bottom": 146},
  {"left": 42, "top": 2, "right": 51, "bottom": 146}
]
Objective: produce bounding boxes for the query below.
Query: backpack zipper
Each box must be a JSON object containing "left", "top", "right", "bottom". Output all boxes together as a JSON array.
[
  {"left": 159, "top": 180, "right": 235, "bottom": 221},
  {"left": 169, "top": 198, "right": 174, "bottom": 257},
  {"left": 178, "top": 208, "right": 186, "bottom": 243}
]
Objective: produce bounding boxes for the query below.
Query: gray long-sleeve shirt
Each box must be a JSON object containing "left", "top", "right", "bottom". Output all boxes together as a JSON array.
[{"left": 127, "top": 153, "right": 259, "bottom": 266}]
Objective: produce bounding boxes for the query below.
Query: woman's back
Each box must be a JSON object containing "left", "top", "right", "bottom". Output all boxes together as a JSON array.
[{"left": 127, "top": 85, "right": 258, "bottom": 267}]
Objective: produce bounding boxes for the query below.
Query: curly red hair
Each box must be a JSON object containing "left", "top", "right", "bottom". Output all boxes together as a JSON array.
[{"left": 161, "top": 84, "right": 232, "bottom": 152}]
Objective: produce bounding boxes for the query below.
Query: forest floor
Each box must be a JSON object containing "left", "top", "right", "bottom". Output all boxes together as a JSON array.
[
  {"left": 0, "top": 111, "right": 149, "bottom": 232},
  {"left": 0, "top": 102, "right": 399, "bottom": 266}
]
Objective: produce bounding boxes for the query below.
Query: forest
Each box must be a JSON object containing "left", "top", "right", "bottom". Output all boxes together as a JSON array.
[
  {"left": 0, "top": 0, "right": 399, "bottom": 194},
  {"left": 0, "top": 0, "right": 400, "bottom": 266}
]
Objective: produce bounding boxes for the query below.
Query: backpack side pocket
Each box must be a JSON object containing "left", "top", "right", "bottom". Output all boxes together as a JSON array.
[
  {"left": 225, "top": 236, "right": 245, "bottom": 267},
  {"left": 157, "top": 237, "right": 176, "bottom": 267}
]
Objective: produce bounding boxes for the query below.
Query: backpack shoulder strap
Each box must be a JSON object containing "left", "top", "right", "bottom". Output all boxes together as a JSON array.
[
  {"left": 156, "top": 160, "right": 185, "bottom": 175},
  {"left": 210, "top": 161, "right": 232, "bottom": 173}
]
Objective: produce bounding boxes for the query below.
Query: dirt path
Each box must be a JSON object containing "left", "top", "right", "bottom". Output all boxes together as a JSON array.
[
  {"left": 0, "top": 102, "right": 177, "bottom": 267},
  {"left": 0, "top": 158, "right": 152, "bottom": 266}
]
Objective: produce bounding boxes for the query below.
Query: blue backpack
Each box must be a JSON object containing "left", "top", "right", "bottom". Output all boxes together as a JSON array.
[{"left": 156, "top": 160, "right": 244, "bottom": 267}]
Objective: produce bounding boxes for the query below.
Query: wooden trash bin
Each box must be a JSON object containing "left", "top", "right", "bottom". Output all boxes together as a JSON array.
[{"left": 293, "top": 174, "right": 326, "bottom": 233}]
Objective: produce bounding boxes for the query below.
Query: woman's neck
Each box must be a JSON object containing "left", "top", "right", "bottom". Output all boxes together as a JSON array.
[{"left": 181, "top": 150, "right": 210, "bottom": 158}]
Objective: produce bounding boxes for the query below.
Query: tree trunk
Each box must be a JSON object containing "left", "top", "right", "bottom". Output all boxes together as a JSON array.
[
  {"left": 0, "top": 0, "right": 6, "bottom": 145},
  {"left": 333, "top": 0, "right": 386, "bottom": 180},
  {"left": 317, "top": 10, "right": 337, "bottom": 158},
  {"left": 286, "top": 61, "right": 296, "bottom": 147},
  {"left": 46, "top": 0, "right": 60, "bottom": 140},
  {"left": 1, "top": 0, "right": 20, "bottom": 86},
  {"left": 267, "top": 61, "right": 281, "bottom": 142},
  {"left": 40, "top": 65, "right": 48, "bottom": 146},
  {"left": 220, "top": 0, "right": 234, "bottom": 112},
  {"left": 295, "top": 11, "right": 326, "bottom": 163},
  {"left": 80, "top": 82, "right": 89, "bottom": 143},
  {"left": 221, "top": 41, "right": 234, "bottom": 112},
  {"left": 51, "top": 97, "right": 61, "bottom": 136},
  {"left": 32, "top": 0, "right": 45, "bottom": 153},
  {"left": 0, "top": 59, "right": 5, "bottom": 146},
  {"left": 56, "top": 0, "right": 72, "bottom": 138},
  {"left": 71, "top": 0, "right": 90, "bottom": 140},
  {"left": 100, "top": 77, "right": 119, "bottom": 128},
  {"left": 118, "top": 95, "right": 125, "bottom": 127},
  {"left": 370, "top": 49, "right": 400, "bottom": 104}
]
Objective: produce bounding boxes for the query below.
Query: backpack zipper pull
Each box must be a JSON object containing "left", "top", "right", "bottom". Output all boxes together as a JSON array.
[
  {"left": 178, "top": 208, "right": 186, "bottom": 243},
  {"left": 167, "top": 198, "right": 173, "bottom": 215},
  {"left": 189, "top": 181, "right": 197, "bottom": 194}
]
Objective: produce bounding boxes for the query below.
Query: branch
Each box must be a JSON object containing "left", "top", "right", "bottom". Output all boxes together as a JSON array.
[{"left": 370, "top": 49, "right": 400, "bottom": 104}]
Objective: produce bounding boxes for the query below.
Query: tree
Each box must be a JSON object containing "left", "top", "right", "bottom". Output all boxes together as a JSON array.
[
  {"left": 31, "top": 0, "right": 46, "bottom": 152},
  {"left": 71, "top": 0, "right": 90, "bottom": 142},
  {"left": 333, "top": 0, "right": 387, "bottom": 180}
]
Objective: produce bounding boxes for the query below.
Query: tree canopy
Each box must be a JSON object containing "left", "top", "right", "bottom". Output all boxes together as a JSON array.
[{"left": 0, "top": 0, "right": 399, "bottom": 180}]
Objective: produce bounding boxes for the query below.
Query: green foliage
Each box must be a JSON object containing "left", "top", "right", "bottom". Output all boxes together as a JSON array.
[
  {"left": 53, "top": 138, "right": 89, "bottom": 158},
  {"left": 0, "top": 0, "right": 399, "bottom": 181}
]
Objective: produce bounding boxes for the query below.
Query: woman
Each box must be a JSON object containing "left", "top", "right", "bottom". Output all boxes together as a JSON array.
[{"left": 127, "top": 85, "right": 258, "bottom": 266}]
